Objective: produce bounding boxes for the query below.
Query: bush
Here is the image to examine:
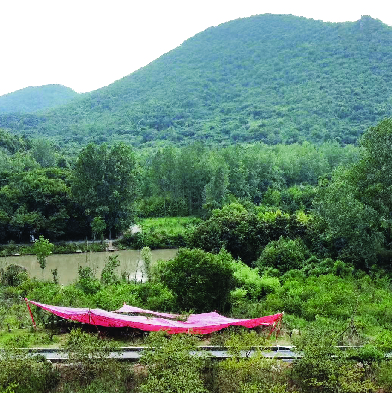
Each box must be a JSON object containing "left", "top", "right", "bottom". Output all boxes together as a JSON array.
[
  {"left": 375, "top": 361, "right": 392, "bottom": 392},
  {"left": 231, "top": 260, "right": 280, "bottom": 300},
  {"left": 92, "top": 281, "right": 176, "bottom": 312},
  {"left": 155, "top": 248, "right": 235, "bottom": 312},
  {"left": 77, "top": 266, "right": 101, "bottom": 295},
  {"left": 188, "top": 204, "right": 313, "bottom": 266},
  {"left": 139, "top": 332, "right": 208, "bottom": 393},
  {"left": 62, "top": 328, "right": 134, "bottom": 390},
  {"left": 187, "top": 203, "right": 263, "bottom": 265},
  {"left": 212, "top": 330, "right": 290, "bottom": 392},
  {"left": 100, "top": 255, "right": 120, "bottom": 285},
  {"left": 0, "top": 265, "right": 28, "bottom": 287},
  {"left": 301, "top": 257, "right": 354, "bottom": 278},
  {"left": 135, "top": 281, "right": 176, "bottom": 311},
  {"left": 0, "top": 350, "right": 59, "bottom": 393},
  {"left": 291, "top": 327, "right": 378, "bottom": 392},
  {"left": 214, "top": 353, "right": 290, "bottom": 393},
  {"left": 257, "top": 237, "right": 309, "bottom": 273}
]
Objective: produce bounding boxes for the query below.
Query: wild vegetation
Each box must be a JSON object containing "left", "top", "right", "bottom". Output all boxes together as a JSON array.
[
  {"left": 0, "top": 85, "right": 79, "bottom": 114},
  {"left": 0, "top": 111, "right": 391, "bottom": 390},
  {"left": 1, "top": 16, "right": 392, "bottom": 148},
  {"left": 1, "top": 12, "right": 392, "bottom": 392}
]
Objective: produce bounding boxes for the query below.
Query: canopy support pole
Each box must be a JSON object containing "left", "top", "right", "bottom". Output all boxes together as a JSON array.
[
  {"left": 25, "top": 298, "right": 37, "bottom": 330},
  {"left": 268, "top": 312, "right": 283, "bottom": 338}
]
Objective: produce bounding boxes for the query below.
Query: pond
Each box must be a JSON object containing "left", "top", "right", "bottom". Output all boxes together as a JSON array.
[{"left": 1, "top": 249, "right": 178, "bottom": 285}]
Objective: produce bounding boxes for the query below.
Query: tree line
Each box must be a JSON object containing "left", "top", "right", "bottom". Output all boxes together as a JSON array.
[
  {"left": 0, "top": 128, "right": 360, "bottom": 243},
  {"left": 0, "top": 118, "right": 392, "bottom": 274}
]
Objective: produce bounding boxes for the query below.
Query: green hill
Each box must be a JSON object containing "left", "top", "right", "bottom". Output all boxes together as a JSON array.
[
  {"left": 0, "top": 84, "right": 79, "bottom": 114},
  {"left": 1, "top": 14, "right": 392, "bottom": 147}
]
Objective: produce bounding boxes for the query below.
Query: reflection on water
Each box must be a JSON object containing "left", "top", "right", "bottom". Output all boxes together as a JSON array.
[{"left": 1, "top": 249, "right": 177, "bottom": 285}]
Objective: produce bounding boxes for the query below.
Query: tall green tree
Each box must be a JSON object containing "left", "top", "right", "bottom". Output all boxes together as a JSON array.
[
  {"left": 91, "top": 216, "right": 106, "bottom": 242},
  {"left": 315, "top": 169, "right": 384, "bottom": 267},
  {"left": 313, "top": 120, "right": 392, "bottom": 267},
  {"left": 72, "top": 142, "right": 139, "bottom": 238},
  {"left": 352, "top": 118, "right": 392, "bottom": 217},
  {"left": 203, "top": 155, "right": 229, "bottom": 210},
  {"left": 33, "top": 235, "right": 54, "bottom": 270},
  {"left": 0, "top": 168, "right": 75, "bottom": 241}
]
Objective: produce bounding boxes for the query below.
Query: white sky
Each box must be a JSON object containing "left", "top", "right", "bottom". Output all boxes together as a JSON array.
[{"left": 1, "top": 0, "right": 391, "bottom": 97}]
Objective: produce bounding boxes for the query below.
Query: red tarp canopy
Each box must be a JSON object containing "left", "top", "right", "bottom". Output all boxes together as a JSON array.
[{"left": 26, "top": 299, "right": 282, "bottom": 335}]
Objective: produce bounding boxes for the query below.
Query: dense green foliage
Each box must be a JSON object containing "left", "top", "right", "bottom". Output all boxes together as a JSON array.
[
  {"left": 1, "top": 16, "right": 392, "bottom": 147},
  {"left": 0, "top": 84, "right": 79, "bottom": 114},
  {"left": 0, "top": 118, "right": 390, "bottom": 275},
  {"left": 0, "top": 350, "right": 59, "bottom": 393},
  {"left": 0, "top": 125, "right": 360, "bottom": 242},
  {"left": 188, "top": 204, "right": 312, "bottom": 265},
  {"left": 257, "top": 237, "right": 310, "bottom": 273},
  {"left": 2, "top": 273, "right": 392, "bottom": 392},
  {"left": 2, "top": 13, "right": 392, "bottom": 391},
  {"left": 155, "top": 248, "right": 235, "bottom": 312},
  {"left": 32, "top": 236, "right": 54, "bottom": 270},
  {"left": 72, "top": 142, "right": 139, "bottom": 238},
  {"left": 140, "top": 333, "right": 207, "bottom": 393},
  {"left": 0, "top": 167, "right": 87, "bottom": 242},
  {"left": 139, "top": 142, "right": 358, "bottom": 217}
]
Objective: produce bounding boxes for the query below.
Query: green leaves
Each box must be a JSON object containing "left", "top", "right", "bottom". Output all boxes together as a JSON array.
[
  {"left": 257, "top": 237, "right": 309, "bottom": 274},
  {"left": 140, "top": 333, "right": 207, "bottom": 393},
  {"left": 33, "top": 235, "right": 54, "bottom": 270},
  {"left": 72, "top": 142, "right": 139, "bottom": 237},
  {"left": 3, "top": 16, "right": 392, "bottom": 147},
  {"left": 156, "top": 248, "right": 235, "bottom": 312}
]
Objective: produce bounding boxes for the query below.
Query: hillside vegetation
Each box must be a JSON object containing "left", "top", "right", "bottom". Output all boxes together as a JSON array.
[
  {"left": 1, "top": 15, "right": 392, "bottom": 147},
  {"left": 0, "top": 84, "right": 79, "bottom": 114}
]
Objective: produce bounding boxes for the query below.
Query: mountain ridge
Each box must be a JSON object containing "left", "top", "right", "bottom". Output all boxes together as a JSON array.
[
  {"left": 0, "top": 84, "right": 79, "bottom": 114},
  {"left": 1, "top": 14, "right": 392, "bottom": 147}
]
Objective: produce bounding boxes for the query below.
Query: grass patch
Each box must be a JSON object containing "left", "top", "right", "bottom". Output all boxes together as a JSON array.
[{"left": 119, "top": 216, "right": 202, "bottom": 249}]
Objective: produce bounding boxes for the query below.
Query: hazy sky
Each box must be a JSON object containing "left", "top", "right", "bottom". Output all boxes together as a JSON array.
[{"left": 1, "top": 0, "right": 391, "bottom": 97}]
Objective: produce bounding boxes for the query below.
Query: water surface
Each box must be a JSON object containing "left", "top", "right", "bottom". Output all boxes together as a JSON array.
[{"left": 1, "top": 249, "right": 177, "bottom": 285}]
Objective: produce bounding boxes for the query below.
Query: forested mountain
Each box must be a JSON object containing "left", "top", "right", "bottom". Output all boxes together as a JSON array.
[
  {"left": 0, "top": 85, "right": 79, "bottom": 114},
  {"left": 1, "top": 15, "right": 392, "bottom": 147}
]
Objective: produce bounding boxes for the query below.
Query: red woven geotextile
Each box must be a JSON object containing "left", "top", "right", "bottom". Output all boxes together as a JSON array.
[
  {"left": 28, "top": 300, "right": 91, "bottom": 324},
  {"left": 27, "top": 300, "right": 282, "bottom": 334},
  {"left": 115, "top": 304, "right": 180, "bottom": 319}
]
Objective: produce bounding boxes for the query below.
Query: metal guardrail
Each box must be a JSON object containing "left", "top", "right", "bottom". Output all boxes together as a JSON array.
[
  {"left": 2, "top": 346, "right": 299, "bottom": 363},
  {"left": 3, "top": 345, "right": 385, "bottom": 364}
]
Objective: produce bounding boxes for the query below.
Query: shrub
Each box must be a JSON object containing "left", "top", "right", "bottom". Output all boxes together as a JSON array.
[
  {"left": 0, "top": 265, "right": 28, "bottom": 287},
  {"left": 301, "top": 257, "right": 354, "bottom": 278},
  {"left": 77, "top": 266, "right": 101, "bottom": 295},
  {"left": 187, "top": 203, "right": 263, "bottom": 265},
  {"left": 62, "top": 328, "right": 133, "bottom": 390},
  {"left": 375, "top": 361, "right": 392, "bottom": 392},
  {"left": 92, "top": 281, "right": 176, "bottom": 312},
  {"left": 231, "top": 260, "right": 280, "bottom": 300},
  {"left": 213, "top": 330, "right": 290, "bottom": 393},
  {"left": 139, "top": 332, "right": 208, "bottom": 393},
  {"left": 155, "top": 248, "right": 235, "bottom": 312},
  {"left": 0, "top": 350, "right": 59, "bottom": 393},
  {"left": 135, "top": 281, "right": 176, "bottom": 311},
  {"left": 100, "top": 255, "right": 120, "bottom": 285},
  {"left": 257, "top": 237, "right": 309, "bottom": 273},
  {"left": 291, "top": 327, "right": 378, "bottom": 392},
  {"left": 214, "top": 353, "right": 290, "bottom": 393}
]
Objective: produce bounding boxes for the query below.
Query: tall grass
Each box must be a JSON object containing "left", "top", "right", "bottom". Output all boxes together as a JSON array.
[{"left": 120, "top": 216, "right": 202, "bottom": 249}]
